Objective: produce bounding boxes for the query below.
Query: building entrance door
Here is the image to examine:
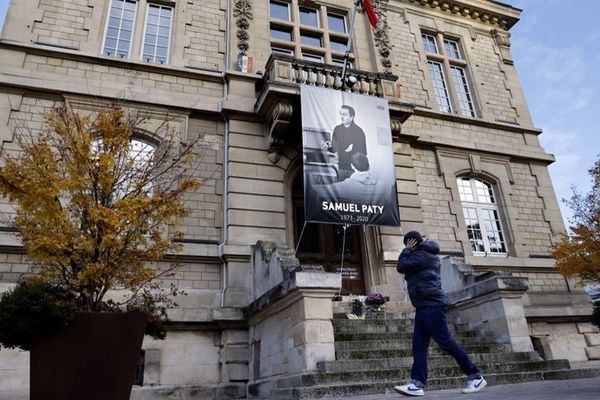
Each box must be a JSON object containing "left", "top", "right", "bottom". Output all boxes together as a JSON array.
[{"left": 292, "top": 173, "right": 366, "bottom": 295}]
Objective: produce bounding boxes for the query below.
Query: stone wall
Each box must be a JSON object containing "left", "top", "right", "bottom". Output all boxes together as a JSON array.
[
  {"left": 388, "top": 2, "right": 528, "bottom": 125},
  {"left": 2, "top": 0, "right": 226, "bottom": 70},
  {"left": 513, "top": 271, "right": 568, "bottom": 292},
  {"left": 411, "top": 144, "right": 559, "bottom": 259},
  {"left": 142, "top": 331, "right": 221, "bottom": 386},
  {"left": 226, "top": 120, "right": 291, "bottom": 245}
]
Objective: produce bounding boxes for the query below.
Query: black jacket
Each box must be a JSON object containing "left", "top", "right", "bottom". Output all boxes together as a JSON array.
[
  {"left": 396, "top": 240, "right": 448, "bottom": 308},
  {"left": 331, "top": 122, "right": 367, "bottom": 172}
]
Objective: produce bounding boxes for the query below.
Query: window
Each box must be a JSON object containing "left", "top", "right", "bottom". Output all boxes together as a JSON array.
[
  {"left": 330, "top": 37, "right": 348, "bottom": 53},
  {"left": 450, "top": 66, "right": 475, "bottom": 117},
  {"left": 270, "top": 0, "right": 290, "bottom": 21},
  {"left": 444, "top": 39, "right": 461, "bottom": 59},
  {"left": 271, "top": 27, "right": 293, "bottom": 41},
  {"left": 327, "top": 13, "right": 346, "bottom": 33},
  {"left": 331, "top": 58, "right": 351, "bottom": 68},
  {"left": 422, "top": 34, "right": 438, "bottom": 54},
  {"left": 427, "top": 61, "right": 452, "bottom": 113},
  {"left": 299, "top": 7, "right": 319, "bottom": 27},
  {"left": 422, "top": 32, "right": 476, "bottom": 117},
  {"left": 268, "top": 1, "right": 349, "bottom": 66},
  {"left": 302, "top": 53, "right": 324, "bottom": 63},
  {"left": 457, "top": 177, "right": 507, "bottom": 255},
  {"left": 300, "top": 33, "right": 322, "bottom": 47},
  {"left": 103, "top": 0, "right": 175, "bottom": 65},
  {"left": 103, "top": 0, "right": 137, "bottom": 58},
  {"left": 92, "top": 137, "right": 156, "bottom": 200},
  {"left": 141, "top": 4, "right": 173, "bottom": 64},
  {"left": 271, "top": 47, "right": 293, "bottom": 56}
]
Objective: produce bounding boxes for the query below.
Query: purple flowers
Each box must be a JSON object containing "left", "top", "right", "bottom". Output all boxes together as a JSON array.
[{"left": 365, "top": 292, "right": 387, "bottom": 306}]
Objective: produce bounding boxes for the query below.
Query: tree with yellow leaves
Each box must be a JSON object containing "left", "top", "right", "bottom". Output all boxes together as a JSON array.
[
  {"left": 0, "top": 104, "right": 202, "bottom": 313},
  {"left": 552, "top": 156, "right": 600, "bottom": 287}
]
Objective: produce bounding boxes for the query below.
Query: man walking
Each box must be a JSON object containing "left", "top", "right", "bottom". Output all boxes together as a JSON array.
[{"left": 394, "top": 231, "right": 487, "bottom": 396}]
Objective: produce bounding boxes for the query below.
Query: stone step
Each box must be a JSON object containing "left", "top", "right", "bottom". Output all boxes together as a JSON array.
[
  {"left": 279, "top": 359, "right": 571, "bottom": 388},
  {"left": 333, "top": 312, "right": 409, "bottom": 320},
  {"left": 331, "top": 319, "right": 414, "bottom": 329},
  {"left": 332, "top": 323, "right": 475, "bottom": 335},
  {"left": 317, "top": 351, "right": 542, "bottom": 373},
  {"left": 336, "top": 343, "right": 507, "bottom": 360},
  {"left": 334, "top": 331, "right": 483, "bottom": 341},
  {"left": 334, "top": 336, "right": 494, "bottom": 351},
  {"left": 269, "top": 368, "right": 600, "bottom": 399}
]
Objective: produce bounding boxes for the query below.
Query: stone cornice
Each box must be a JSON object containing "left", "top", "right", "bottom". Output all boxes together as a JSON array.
[
  {"left": 400, "top": 0, "right": 521, "bottom": 30},
  {"left": 412, "top": 106, "right": 542, "bottom": 135},
  {"left": 0, "top": 40, "right": 225, "bottom": 83}
]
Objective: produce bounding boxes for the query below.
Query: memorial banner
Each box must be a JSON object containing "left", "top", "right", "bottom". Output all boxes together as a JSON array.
[{"left": 301, "top": 85, "right": 400, "bottom": 226}]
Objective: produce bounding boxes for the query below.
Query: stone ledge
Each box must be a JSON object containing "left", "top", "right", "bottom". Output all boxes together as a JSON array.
[
  {"left": 525, "top": 304, "right": 593, "bottom": 322},
  {"left": 447, "top": 272, "right": 529, "bottom": 306},
  {"left": 243, "top": 265, "right": 341, "bottom": 319}
]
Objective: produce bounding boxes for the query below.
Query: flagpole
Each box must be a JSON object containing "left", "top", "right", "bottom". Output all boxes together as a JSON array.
[{"left": 340, "top": 0, "right": 362, "bottom": 88}]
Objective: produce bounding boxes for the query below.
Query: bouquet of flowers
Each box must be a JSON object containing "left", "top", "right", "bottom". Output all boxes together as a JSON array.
[{"left": 365, "top": 292, "right": 387, "bottom": 307}]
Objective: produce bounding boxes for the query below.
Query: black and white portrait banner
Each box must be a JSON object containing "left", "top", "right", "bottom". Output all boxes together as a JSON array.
[{"left": 301, "top": 85, "right": 400, "bottom": 226}]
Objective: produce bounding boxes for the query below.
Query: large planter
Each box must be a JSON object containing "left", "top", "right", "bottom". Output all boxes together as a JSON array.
[{"left": 30, "top": 312, "right": 147, "bottom": 400}]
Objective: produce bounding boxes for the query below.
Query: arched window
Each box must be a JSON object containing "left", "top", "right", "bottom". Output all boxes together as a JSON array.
[
  {"left": 91, "top": 137, "right": 156, "bottom": 201},
  {"left": 457, "top": 177, "right": 507, "bottom": 255}
]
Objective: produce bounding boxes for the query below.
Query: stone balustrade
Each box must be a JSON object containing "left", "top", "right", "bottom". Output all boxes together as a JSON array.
[{"left": 257, "top": 54, "right": 400, "bottom": 99}]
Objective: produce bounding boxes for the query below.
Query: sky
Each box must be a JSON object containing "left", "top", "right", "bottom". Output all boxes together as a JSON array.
[
  {"left": 0, "top": 0, "right": 597, "bottom": 228},
  {"left": 509, "top": 0, "right": 600, "bottom": 228}
]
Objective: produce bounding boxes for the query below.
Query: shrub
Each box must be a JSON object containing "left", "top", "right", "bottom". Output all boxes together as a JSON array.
[
  {"left": 351, "top": 298, "right": 365, "bottom": 316},
  {"left": 0, "top": 280, "right": 76, "bottom": 351}
]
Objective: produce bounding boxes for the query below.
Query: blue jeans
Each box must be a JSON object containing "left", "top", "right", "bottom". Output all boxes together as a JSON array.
[{"left": 410, "top": 306, "right": 480, "bottom": 388}]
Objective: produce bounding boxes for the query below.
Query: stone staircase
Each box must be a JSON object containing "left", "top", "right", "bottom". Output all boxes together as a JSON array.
[{"left": 270, "top": 313, "right": 600, "bottom": 399}]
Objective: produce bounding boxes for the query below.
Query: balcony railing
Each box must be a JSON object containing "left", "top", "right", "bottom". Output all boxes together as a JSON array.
[
  {"left": 256, "top": 54, "right": 400, "bottom": 99},
  {"left": 255, "top": 55, "right": 413, "bottom": 163}
]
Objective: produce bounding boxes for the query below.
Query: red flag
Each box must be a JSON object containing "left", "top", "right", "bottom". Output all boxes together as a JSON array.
[{"left": 364, "top": 0, "right": 378, "bottom": 29}]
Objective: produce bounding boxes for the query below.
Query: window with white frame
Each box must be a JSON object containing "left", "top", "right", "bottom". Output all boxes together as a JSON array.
[
  {"left": 103, "top": 0, "right": 173, "bottom": 65},
  {"left": 92, "top": 137, "right": 156, "bottom": 200},
  {"left": 422, "top": 32, "right": 476, "bottom": 117},
  {"left": 457, "top": 177, "right": 507, "bottom": 255},
  {"left": 141, "top": 4, "right": 173, "bottom": 64},
  {"left": 103, "top": 0, "right": 138, "bottom": 58},
  {"left": 268, "top": 0, "right": 349, "bottom": 66}
]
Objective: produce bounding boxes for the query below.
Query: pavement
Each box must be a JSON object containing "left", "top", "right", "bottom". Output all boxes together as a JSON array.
[
  {"left": 323, "top": 377, "right": 600, "bottom": 400},
  {"left": 2, "top": 377, "right": 599, "bottom": 400}
]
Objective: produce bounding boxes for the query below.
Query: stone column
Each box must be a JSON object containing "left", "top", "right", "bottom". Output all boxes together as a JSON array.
[
  {"left": 289, "top": 288, "right": 337, "bottom": 372},
  {"left": 246, "top": 266, "right": 341, "bottom": 397}
]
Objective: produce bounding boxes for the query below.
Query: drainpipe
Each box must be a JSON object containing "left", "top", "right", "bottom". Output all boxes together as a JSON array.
[{"left": 218, "top": 0, "right": 232, "bottom": 308}]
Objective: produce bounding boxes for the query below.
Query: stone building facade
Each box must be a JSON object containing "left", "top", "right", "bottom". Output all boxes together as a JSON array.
[{"left": 0, "top": 0, "right": 597, "bottom": 398}]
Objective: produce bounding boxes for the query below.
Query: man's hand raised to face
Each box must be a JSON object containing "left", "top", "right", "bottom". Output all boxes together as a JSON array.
[{"left": 406, "top": 238, "right": 418, "bottom": 251}]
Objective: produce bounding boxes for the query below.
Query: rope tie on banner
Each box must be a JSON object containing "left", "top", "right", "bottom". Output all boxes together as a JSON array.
[
  {"left": 337, "top": 223, "right": 349, "bottom": 297},
  {"left": 294, "top": 221, "right": 308, "bottom": 256}
]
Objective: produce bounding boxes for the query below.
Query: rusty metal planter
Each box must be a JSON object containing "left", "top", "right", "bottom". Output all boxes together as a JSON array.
[{"left": 30, "top": 312, "right": 146, "bottom": 400}]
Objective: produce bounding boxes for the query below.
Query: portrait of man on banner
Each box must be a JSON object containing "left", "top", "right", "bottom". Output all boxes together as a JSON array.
[{"left": 301, "top": 85, "right": 400, "bottom": 226}]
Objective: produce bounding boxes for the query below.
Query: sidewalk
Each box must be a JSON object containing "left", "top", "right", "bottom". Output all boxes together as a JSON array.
[
  {"left": 3, "top": 377, "right": 599, "bottom": 400},
  {"left": 323, "top": 378, "right": 600, "bottom": 400}
]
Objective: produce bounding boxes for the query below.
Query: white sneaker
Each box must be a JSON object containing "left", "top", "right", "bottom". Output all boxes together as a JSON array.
[
  {"left": 462, "top": 376, "right": 487, "bottom": 393},
  {"left": 394, "top": 383, "right": 424, "bottom": 396}
]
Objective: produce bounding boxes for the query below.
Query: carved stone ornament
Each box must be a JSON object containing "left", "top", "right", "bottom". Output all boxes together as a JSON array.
[
  {"left": 390, "top": 119, "right": 402, "bottom": 137},
  {"left": 372, "top": 0, "right": 392, "bottom": 71},
  {"left": 491, "top": 29, "right": 513, "bottom": 65},
  {"left": 410, "top": 0, "right": 513, "bottom": 29},
  {"left": 233, "top": 0, "right": 253, "bottom": 55},
  {"left": 266, "top": 103, "right": 293, "bottom": 163}
]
